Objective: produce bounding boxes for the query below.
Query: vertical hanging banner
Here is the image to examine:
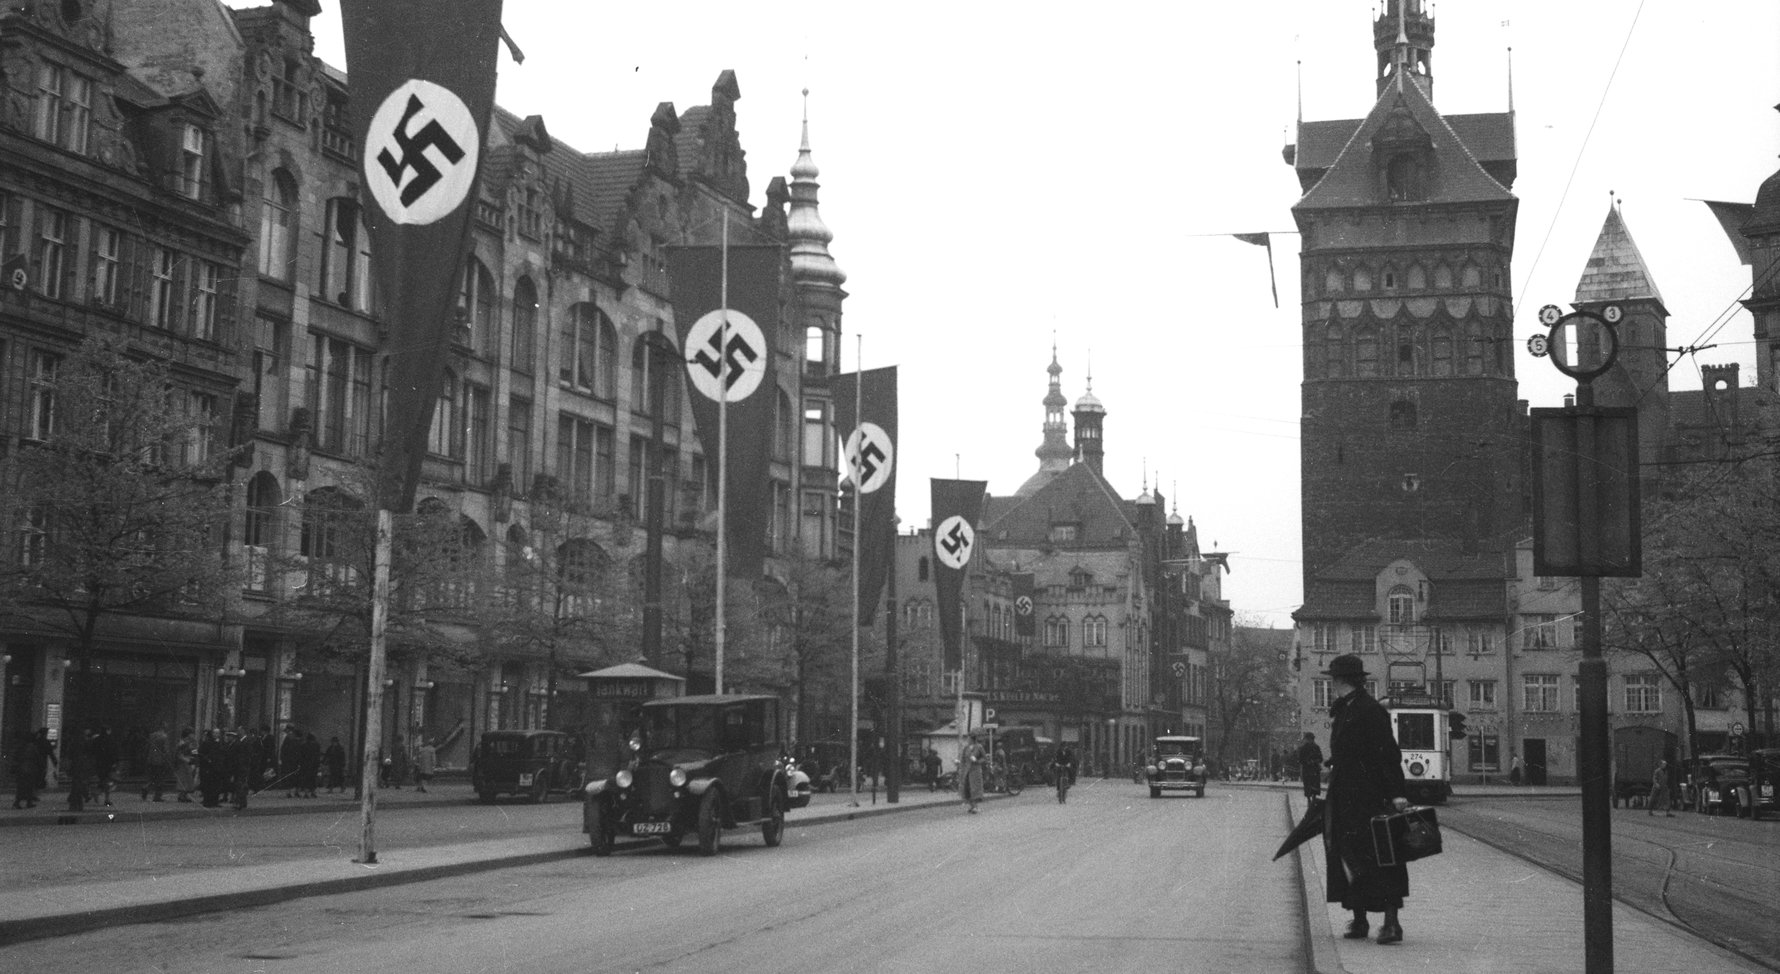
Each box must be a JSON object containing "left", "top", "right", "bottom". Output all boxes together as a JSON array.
[
  {"left": 341, "top": 0, "right": 505, "bottom": 513},
  {"left": 1011, "top": 571, "right": 1036, "bottom": 638},
  {"left": 667, "top": 245, "right": 782, "bottom": 578},
  {"left": 930, "top": 479, "right": 986, "bottom": 671},
  {"left": 832, "top": 366, "right": 898, "bottom": 625}
]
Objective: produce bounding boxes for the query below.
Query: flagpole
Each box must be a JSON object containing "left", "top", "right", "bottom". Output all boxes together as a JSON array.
[
  {"left": 849, "top": 337, "right": 863, "bottom": 807},
  {"left": 715, "top": 210, "right": 729, "bottom": 695}
]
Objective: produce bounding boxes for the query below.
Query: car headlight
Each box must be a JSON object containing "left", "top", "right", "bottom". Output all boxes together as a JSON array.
[
  {"left": 615, "top": 770, "right": 633, "bottom": 789},
  {"left": 1145, "top": 765, "right": 1157, "bottom": 775},
  {"left": 1408, "top": 761, "right": 1426, "bottom": 777},
  {"left": 668, "top": 768, "right": 688, "bottom": 787}
]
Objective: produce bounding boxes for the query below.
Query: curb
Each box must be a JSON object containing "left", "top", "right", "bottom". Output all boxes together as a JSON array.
[
  {"left": 0, "top": 790, "right": 1007, "bottom": 947},
  {"left": 1288, "top": 791, "right": 1347, "bottom": 974}
]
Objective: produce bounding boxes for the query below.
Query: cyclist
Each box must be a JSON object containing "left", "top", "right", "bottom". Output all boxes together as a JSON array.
[{"left": 1049, "top": 745, "right": 1078, "bottom": 804}]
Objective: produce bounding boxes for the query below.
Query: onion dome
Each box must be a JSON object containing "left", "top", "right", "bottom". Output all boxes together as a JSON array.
[{"left": 787, "top": 90, "right": 846, "bottom": 288}]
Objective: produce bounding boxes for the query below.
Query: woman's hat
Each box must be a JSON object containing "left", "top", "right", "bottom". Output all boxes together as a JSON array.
[{"left": 1322, "top": 654, "right": 1369, "bottom": 680}]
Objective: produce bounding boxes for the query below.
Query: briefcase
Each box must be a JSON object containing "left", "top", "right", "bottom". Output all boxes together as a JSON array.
[{"left": 1371, "top": 805, "right": 1442, "bottom": 867}]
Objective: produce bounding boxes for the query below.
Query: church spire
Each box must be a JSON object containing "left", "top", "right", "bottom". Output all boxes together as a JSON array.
[
  {"left": 1017, "top": 343, "right": 1075, "bottom": 496},
  {"left": 787, "top": 89, "right": 845, "bottom": 289},
  {"left": 1374, "top": 0, "right": 1435, "bottom": 101}
]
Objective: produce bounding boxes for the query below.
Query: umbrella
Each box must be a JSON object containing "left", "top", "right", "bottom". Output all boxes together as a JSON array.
[{"left": 1273, "top": 796, "right": 1326, "bottom": 861}]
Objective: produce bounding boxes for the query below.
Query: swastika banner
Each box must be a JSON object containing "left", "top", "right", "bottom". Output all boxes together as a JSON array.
[
  {"left": 930, "top": 479, "right": 986, "bottom": 672},
  {"left": 666, "top": 245, "right": 782, "bottom": 579},
  {"left": 832, "top": 366, "right": 898, "bottom": 625},
  {"left": 341, "top": 0, "right": 504, "bottom": 511},
  {"left": 1011, "top": 572, "right": 1036, "bottom": 638}
]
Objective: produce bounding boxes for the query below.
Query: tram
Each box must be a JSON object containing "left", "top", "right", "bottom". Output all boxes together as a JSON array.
[{"left": 1383, "top": 692, "right": 1455, "bottom": 805}]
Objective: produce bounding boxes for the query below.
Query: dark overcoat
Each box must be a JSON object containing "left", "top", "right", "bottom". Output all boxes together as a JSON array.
[{"left": 1323, "top": 687, "right": 1410, "bottom": 911}]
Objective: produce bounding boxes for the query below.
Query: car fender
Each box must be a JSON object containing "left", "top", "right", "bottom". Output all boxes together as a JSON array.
[
  {"left": 584, "top": 779, "right": 610, "bottom": 798},
  {"left": 687, "top": 777, "right": 718, "bottom": 796}
]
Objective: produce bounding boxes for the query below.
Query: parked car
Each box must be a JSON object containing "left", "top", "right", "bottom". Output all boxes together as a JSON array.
[
  {"left": 470, "top": 729, "right": 584, "bottom": 804},
  {"left": 1143, "top": 735, "right": 1207, "bottom": 798},
  {"left": 1687, "top": 754, "right": 1752, "bottom": 817},
  {"left": 582, "top": 694, "right": 792, "bottom": 856},
  {"left": 1747, "top": 748, "right": 1779, "bottom": 821}
]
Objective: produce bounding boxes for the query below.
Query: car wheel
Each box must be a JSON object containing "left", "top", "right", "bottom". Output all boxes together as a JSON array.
[
  {"left": 661, "top": 833, "right": 684, "bottom": 848},
  {"left": 586, "top": 800, "right": 613, "bottom": 857},
  {"left": 531, "top": 774, "right": 550, "bottom": 804},
  {"left": 762, "top": 793, "right": 785, "bottom": 847},
  {"left": 1149, "top": 786, "right": 1162, "bottom": 798},
  {"left": 697, "top": 789, "right": 723, "bottom": 857}
]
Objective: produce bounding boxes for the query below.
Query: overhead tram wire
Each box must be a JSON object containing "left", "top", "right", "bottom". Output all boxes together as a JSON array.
[{"left": 1508, "top": 0, "right": 1648, "bottom": 324}]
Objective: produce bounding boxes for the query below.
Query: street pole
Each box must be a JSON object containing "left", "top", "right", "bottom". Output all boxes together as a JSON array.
[
  {"left": 714, "top": 209, "right": 729, "bottom": 695},
  {"left": 849, "top": 336, "right": 862, "bottom": 808},
  {"left": 885, "top": 537, "right": 900, "bottom": 804},
  {"left": 357, "top": 508, "right": 392, "bottom": 865},
  {"left": 643, "top": 326, "right": 668, "bottom": 667},
  {"left": 1575, "top": 379, "right": 1613, "bottom": 974}
]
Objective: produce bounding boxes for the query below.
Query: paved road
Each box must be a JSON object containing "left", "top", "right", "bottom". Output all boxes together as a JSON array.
[
  {"left": 1446, "top": 797, "right": 1780, "bottom": 969},
  {"left": 0, "top": 780, "right": 1308, "bottom": 974}
]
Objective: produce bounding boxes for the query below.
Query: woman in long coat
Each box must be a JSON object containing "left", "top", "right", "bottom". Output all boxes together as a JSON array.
[
  {"left": 958, "top": 733, "right": 987, "bottom": 813},
  {"left": 1322, "top": 654, "right": 1411, "bottom": 945}
]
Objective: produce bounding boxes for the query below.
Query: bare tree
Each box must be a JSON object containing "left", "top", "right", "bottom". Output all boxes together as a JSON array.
[
  {"left": 0, "top": 338, "right": 239, "bottom": 810},
  {"left": 1213, "top": 620, "right": 1296, "bottom": 772}
]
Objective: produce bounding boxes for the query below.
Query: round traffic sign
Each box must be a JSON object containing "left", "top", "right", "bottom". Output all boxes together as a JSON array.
[{"left": 1545, "top": 309, "right": 1620, "bottom": 382}]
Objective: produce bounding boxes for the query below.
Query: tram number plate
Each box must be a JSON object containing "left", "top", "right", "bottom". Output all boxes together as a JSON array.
[{"left": 632, "top": 821, "right": 672, "bottom": 835}]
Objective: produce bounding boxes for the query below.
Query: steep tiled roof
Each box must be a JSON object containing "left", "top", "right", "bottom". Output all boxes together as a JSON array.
[
  {"left": 1296, "top": 111, "right": 1514, "bottom": 174},
  {"left": 1294, "top": 77, "right": 1513, "bottom": 209},
  {"left": 1298, "top": 537, "right": 1507, "bottom": 618},
  {"left": 485, "top": 103, "right": 650, "bottom": 239},
  {"left": 987, "top": 463, "right": 1135, "bottom": 547},
  {"left": 1575, "top": 205, "right": 1665, "bottom": 307}
]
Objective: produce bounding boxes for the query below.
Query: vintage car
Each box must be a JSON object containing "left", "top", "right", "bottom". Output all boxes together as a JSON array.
[
  {"left": 582, "top": 694, "right": 792, "bottom": 856},
  {"left": 1144, "top": 735, "right": 1208, "bottom": 798},
  {"left": 1688, "top": 754, "right": 1752, "bottom": 817},
  {"left": 1748, "top": 748, "right": 1780, "bottom": 821},
  {"left": 470, "top": 729, "right": 583, "bottom": 804}
]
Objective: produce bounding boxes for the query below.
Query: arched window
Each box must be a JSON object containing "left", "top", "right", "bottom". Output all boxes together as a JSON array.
[
  {"left": 1407, "top": 264, "right": 1427, "bottom": 290},
  {"left": 1324, "top": 266, "right": 1345, "bottom": 294},
  {"left": 561, "top": 303, "right": 618, "bottom": 399},
  {"left": 1387, "top": 584, "right": 1416, "bottom": 625},
  {"left": 1354, "top": 266, "right": 1373, "bottom": 292},
  {"left": 429, "top": 369, "right": 456, "bottom": 456},
  {"left": 1431, "top": 331, "right": 1453, "bottom": 376},
  {"left": 258, "top": 169, "right": 297, "bottom": 281},
  {"left": 805, "top": 325, "right": 826, "bottom": 373},
  {"left": 1083, "top": 615, "right": 1108, "bottom": 647},
  {"left": 1044, "top": 616, "right": 1068, "bottom": 648},
  {"left": 511, "top": 276, "right": 537, "bottom": 371},
  {"left": 1386, "top": 156, "right": 1420, "bottom": 201},
  {"left": 299, "top": 486, "right": 363, "bottom": 592},
  {"left": 1464, "top": 322, "right": 1484, "bottom": 375},
  {"left": 460, "top": 256, "right": 496, "bottom": 356},
  {"left": 557, "top": 538, "right": 608, "bottom": 618},
  {"left": 1433, "top": 263, "right": 1454, "bottom": 289},
  {"left": 322, "top": 197, "right": 372, "bottom": 310},
  {"left": 243, "top": 471, "right": 281, "bottom": 592},
  {"left": 917, "top": 556, "right": 930, "bottom": 583},
  {"left": 1461, "top": 263, "right": 1482, "bottom": 288}
]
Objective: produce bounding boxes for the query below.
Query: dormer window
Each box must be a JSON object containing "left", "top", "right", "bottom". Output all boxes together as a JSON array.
[
  {"left": 1387, "top": 584, "right": 1416, "bottom": 624},
  {"left": 1049, "top": 523, "right": 1079, "bottom": 544},
  {"left": 180, "top": 124, "right": 206, "bottom": 199},
  {"left": 1386, "top": 155, "right": 1420, "bottom": 201}
]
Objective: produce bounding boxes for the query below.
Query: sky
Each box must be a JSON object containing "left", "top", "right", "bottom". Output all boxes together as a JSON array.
[{"left": 275, "top": 0, "right": 1780, "bottom": 629}]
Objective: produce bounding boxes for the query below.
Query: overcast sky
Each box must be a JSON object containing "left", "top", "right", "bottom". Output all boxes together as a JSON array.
[{"left": 277, "top": 1, "right": 1780, "bottom": 628}]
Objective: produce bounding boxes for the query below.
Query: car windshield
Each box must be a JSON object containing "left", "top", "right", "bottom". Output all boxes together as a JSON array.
[
  {"left": 641, "top": 706, "right": 718, "bottom": 759},
  {"left": 1155, "top": 740, "right": 1199, "bottom": 757}
]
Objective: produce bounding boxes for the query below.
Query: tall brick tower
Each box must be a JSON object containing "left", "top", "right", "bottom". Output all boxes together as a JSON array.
[{"left": 1285, "top": 0, "right": 1522, "bottom": 583}]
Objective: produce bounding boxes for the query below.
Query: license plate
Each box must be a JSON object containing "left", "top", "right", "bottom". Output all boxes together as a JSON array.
[
  {"left": 519, "top": 773, "right": 533, "bottom": 786},
  {"left": 632, "top": 821, "right": 672, "bottom": 835},
  {"left": 1763, "top": 785, "right": 1775, "bottom": 798}
]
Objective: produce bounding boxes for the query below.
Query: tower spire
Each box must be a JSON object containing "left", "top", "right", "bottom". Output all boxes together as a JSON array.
[{"left": 786, "top": 88, "right": 845, "bottom": 289}]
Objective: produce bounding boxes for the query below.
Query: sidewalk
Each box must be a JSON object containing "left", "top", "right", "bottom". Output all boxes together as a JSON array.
[
  {"left": 0, "top": 778, "right": 992, "bottom": 947},
  {"left": 1283, "top": 791, "right": 1767, "bottom": 974}
]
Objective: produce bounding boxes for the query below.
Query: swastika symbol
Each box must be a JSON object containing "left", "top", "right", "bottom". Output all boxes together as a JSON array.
[
  {"left": 692, "top": 327, "right": 759, "bottom": 391},
  {"left": 846, "top": 423, "right": 894, "bottom": 494},
  {"left": 376, "top": 94, "right": 466, "bottom": 207},
  {"left": 685, "top": 309, "right": 766, "bottom": 403},
  {"left": 364, "top": 79, "right": 479, "bottom": 226},
  {"left": 935, "top": 515, "right": 974, "bottom": 570},
  {"left": 1015, "top": 595, "right": 1033, "bottom": 616}
]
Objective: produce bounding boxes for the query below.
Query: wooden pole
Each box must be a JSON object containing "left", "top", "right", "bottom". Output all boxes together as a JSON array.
[{"left": 356, "top": 508, "right": 391, "bottom": 864}]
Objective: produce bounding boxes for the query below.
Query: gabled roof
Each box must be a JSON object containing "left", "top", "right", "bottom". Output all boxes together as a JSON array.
[
  {"left": 1294, "top": 75, "right": 1514, "bottom": 209},
  {"left": 1574, "top": 205, "right": 1666, "bottom": 308},
  {"left": 1314, "top": 538, "right": 1506, "bottom": 583},
  {"left": 987, "top": 463, "right": 1135, "bottom": 547}
]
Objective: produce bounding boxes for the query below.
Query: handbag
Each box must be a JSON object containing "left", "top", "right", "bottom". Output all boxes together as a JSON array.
[{"left": 1370, "top": 805, "right": 1442, "bottom": 867}]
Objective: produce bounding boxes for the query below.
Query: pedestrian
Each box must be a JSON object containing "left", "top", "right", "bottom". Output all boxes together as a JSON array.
[
  {"left": 279, "top": 726, "right": 304, "bottom": 797},
  {"left": 1648, "top": 759, "right": 1675, "bottom": 817},
  {"left": 415, "top": 737, "right": 437, "bottom": 793},
  {"left": 198, "top": 729, "right": 224, "bottom": 807},
  {"left": 1321, "top": 654, "right": 1412, "bottom": 946},
  {"left": 324, "top": 735, "right": 347, "bottom": 793},
  {"left": 229, "top": 729, "right": 255, "bottom": 810},
  {"left": 90, "top": 724, "right": 119, "bottom": 808},
  {"left": 923, "top": 747, "right": 942, "bottom": 792},
  {"left": 387, "top": 734, "right": 408, "bottom": 789},
  {"left": 259, "top": 725, "right": 279, "bottom": 791},
  {"left": 1298, "top": 732, "right": 1325, "bottom": 799},
  {"left": 1509, "top": 752, "right": 1525, "bottom": 786},
  {"left": 11, "top": 728, "right": 47, "bottom": 809},
  {"left": 142, "top": 725, "right": 173, "bottom": 802},
  {"left": 959, "top": 732, "right": 987, "bottom": 814},
  {"left": 1050, "top": 744, "right": 1077, "bottom": 804},
  {"left": 298, "top": 731, "right": 322, "bottom": 797},
  {"left": 174, "top": 727, "right": 198, "bottom": 802}
]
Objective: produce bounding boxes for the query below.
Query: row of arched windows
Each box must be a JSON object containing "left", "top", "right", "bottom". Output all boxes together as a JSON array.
[
  {"left": 1319, "top": 319, "right": 1507, "bottom": 379},
  {"left": 1311, "top": 257, "right": 1504, "bottom": 298},
  {"left": 1041, "top": 614, "right": 1109, "bottom": 648}
]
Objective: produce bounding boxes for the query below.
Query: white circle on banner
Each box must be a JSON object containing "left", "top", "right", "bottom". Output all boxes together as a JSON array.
[
  {"left": 845, "top": 423, "right": 894, "bottom": 494},
  {"left": 934, "top": 515, "right": 975, "bottom": 570},
  {"left": 1015, "top": 595, "right": 1033, "bottom": 617},
  {"left": 684, "top": 309, "right": 767, "bottom": 403},
  {"left": 365, "top": 79, "right": 480, "bottom": 226}
]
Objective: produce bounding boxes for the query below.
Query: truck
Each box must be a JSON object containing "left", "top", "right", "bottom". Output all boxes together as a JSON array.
[{"left": 1611, "top": 725, "right": 1677, "bottom": 807}]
